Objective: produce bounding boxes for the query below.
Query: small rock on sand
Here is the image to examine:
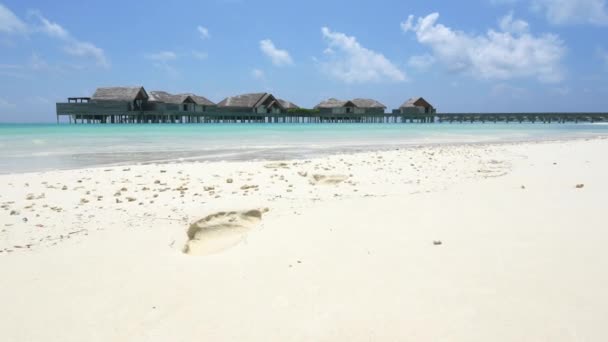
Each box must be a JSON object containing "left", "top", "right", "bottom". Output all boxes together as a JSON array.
[{"left": 575, "top": 184, "right": 584, "bottom": 189}]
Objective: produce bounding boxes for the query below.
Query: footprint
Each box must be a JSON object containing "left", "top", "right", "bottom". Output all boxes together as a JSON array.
[
  {"left": 311, "top": 174, "right": 348, "bottom": 185},
  {"left": 183, "top": 208, "right": 269, "bottom": 256}
]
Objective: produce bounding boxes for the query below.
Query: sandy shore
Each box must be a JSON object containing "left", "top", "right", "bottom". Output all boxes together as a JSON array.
[{"left": 1, "top": 138, "right": 607, "bottom": 341}]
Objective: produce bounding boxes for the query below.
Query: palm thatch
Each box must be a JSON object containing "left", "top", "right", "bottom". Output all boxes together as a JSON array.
[
  {"left": 217, "top": 93, "right": 284, "bottom": 110},
  {"left": 351, "top": 98, "right": 386, "bottom": 109},
  {"left": 92, "top": 86, "right": 148, "bottom": 101},
  {"left": 178, "top": 93, "right": 216, "bottom": 106},
  {"left": 278, "top": 99, "right": 299, "bottom": 109},
  {"left": 315, "top": 98, "right": 385, "bottom": 109},
  {"left": 217, "top": 93, "right": 267, "bottom": 108},
  {"left": 314, "top": 98, "right": 348, "bottom": 109},
  {"left": 148, "top": 91, "right": 184, "bottom": 104},
  {"left": 400, "top": 97, "right": 433, "bottom": 109}
]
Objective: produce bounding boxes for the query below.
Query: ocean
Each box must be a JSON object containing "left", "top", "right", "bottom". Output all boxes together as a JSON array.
[{"left": 1, "top": 123, "right": 607, "bottom": 174}]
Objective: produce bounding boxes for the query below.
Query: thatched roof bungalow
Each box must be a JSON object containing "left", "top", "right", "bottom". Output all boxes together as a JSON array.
[
  {"left": 398, "top": 97, "right": 435, "bottom": 114},
  {"left": 314, "top": 98, "right": 386, "bottom": 114},
  {"left": 180, "top": 93, "right": 216, "bottom": 107},
  {"left": 92, "top": 86, "right": 149, "bottom": 102},
  {"left": 148, "top": 90, "right": 216, "bottom": 112},
  {"left": 217, "top": 93, "right": 285, "bottom": 113},
  {"left": 91, "top": 86, "right": 149, "bottom": 110}
]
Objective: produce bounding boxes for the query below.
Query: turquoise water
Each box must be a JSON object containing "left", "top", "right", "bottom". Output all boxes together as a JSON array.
[{"left": 1, "top": 123, "right": 607, "bottom": 174}]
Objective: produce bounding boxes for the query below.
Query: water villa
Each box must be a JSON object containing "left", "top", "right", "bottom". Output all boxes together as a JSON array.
[{"left": 55, "top": 86, "right": 608, "bottom": 124}]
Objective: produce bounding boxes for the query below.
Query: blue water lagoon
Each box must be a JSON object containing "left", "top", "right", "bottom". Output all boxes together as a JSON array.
[{"left": 1, "top": 123, "right": 607, "bottom": 173}]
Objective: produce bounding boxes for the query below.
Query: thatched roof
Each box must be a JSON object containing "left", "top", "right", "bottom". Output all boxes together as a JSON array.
[
  {"left": 178, "top": 93, "right": 216, "bottom": 106},
  {"left": 278, "top": 99, "right": 299, "bottom": 109},
  {"left": 217, "top": 93, "right": 266, "bottom": 108},
  {"left": 92, "top": 86, "right": 148, "bottom": 101},
  {"left": 351, "top": 98, "right": 386, "bottom": 109},
  {"left": 217, "top": 93, "right": 283, "bottom": 109},
  {"left": 149, "top": 91, "right": 216, "bottom": 105},
  {"left": 315, "top": 98, "right": 385, "bottom": 109},
  {"left": 148, "top": 91, "right": 184, "bottom": 104},
  {"left": 314, "top": 98, "right": 348, "bottom": 109},
  {"left": 401, "top": 97, "right": 433, "bottom": 109}
]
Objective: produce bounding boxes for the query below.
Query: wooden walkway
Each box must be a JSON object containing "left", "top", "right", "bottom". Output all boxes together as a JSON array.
[{"left": 437, "top": 113, "right": 608, "bottom": 123}]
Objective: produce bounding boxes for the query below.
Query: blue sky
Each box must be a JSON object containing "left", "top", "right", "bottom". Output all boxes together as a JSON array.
[{"left": 1, "top": 0, "right": 607, "bottom": 122}]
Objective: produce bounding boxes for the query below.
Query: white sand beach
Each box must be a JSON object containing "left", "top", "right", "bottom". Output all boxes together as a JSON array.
[{"left": 1, "top": 138, "right": 607, "bottom": 341}]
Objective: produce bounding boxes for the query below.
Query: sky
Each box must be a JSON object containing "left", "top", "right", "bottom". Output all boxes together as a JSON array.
[{"left": 1, "top": 0, "right": 608, "bottom": 122}]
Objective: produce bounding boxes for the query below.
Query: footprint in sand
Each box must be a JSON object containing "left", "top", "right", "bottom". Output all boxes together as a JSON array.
[
  {"left": 183, "top": 208, "right": 269, "bottom": 256},
  {"left": 311, "top": 174, "right": 349, "bottom": 185}
]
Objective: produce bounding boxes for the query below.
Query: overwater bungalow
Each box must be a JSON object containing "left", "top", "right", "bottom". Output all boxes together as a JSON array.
[
  {"left": 314, "top": 98, "right": 386, "bottom": 115},
  {"left": 148, "top": 91, "right": 216, "bottom": 113},
  {"left": 181, "top": 93, "right": 217, "bottom": 112},
  {"left": 55, "top": 86, "right": 149, "bottom": 123},
  {"left": 397, "top": 97, "right": 436, "bottom": 114},
  {"left": 217, "top": 93, "right": 286, "bottom": 114},
  {"left": 56, "top": 86, "right": 218, "bottom": 123}
]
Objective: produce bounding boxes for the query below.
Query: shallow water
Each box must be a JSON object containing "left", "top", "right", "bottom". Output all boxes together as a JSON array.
[{"left": 1, "top": 123, "right": 607, "bottom": 173}]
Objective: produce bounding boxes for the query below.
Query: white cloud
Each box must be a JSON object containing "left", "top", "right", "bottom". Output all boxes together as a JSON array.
[
  {"left": 407, "top": 54, "right": 436, "bottom": 71},
  {"left": 319, "top": 27, "right": 406, "bottom": 83},
  {"left": 192, "top": 50, "right": 208, "bottom": 60},
  {"left": 64, "top": 41, "right": 109, "bottom": 67},
  {"left": 145, "top": 51, "right": 177, "bottom": 62},
  {"left": 197, "top": 25, "right": 210, "bottom": 39},
  {"left": 16, "top": 9, "right": 111, "bottom": 68},
  {"left": 251, "top": 68, "right": 265, "bottom": 80},
  {"left": 401, "top": 13, "right": 565, "bottom": 83},
  {"left": 259, "top": 39, "right": 293, "bottom": 66},
  {"left": 532, "top": 0, "right": 608, "bottom": 25},
  {"left": 30, "top": 11, "right": 70, "bottom": 39},
  {"left": 144, "top": 51, "right": 179, "bottom": 77},
  {"left": 0, "top": 3, "right": 26, "bottom": 34},
  {"left": 499, "top": 12, "right": 530, "bottom": 33}
]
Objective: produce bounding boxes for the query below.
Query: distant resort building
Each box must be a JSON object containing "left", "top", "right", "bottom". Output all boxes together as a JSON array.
[
  {"left": 91, "top": 86, "right": 149, "bottom": 111},
  {"left": 217, "top": 93, "right": 288, "bottom": 114},
  {"left": 396, "top": 97, "right": 436, "bottom": 114},
  {"left": 148, "top": 90, "right": 216, "bottom": 112},
  {"left": 56, "top": 86, "right": 465, "bottom": 124},
  {"left": 314, "top": 98, "right": 386, "bottom": 115}
]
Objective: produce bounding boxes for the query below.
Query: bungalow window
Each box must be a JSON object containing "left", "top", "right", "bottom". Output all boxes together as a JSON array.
[{"left": 183, "top": 104, "right": 188, "bottom": 111}]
